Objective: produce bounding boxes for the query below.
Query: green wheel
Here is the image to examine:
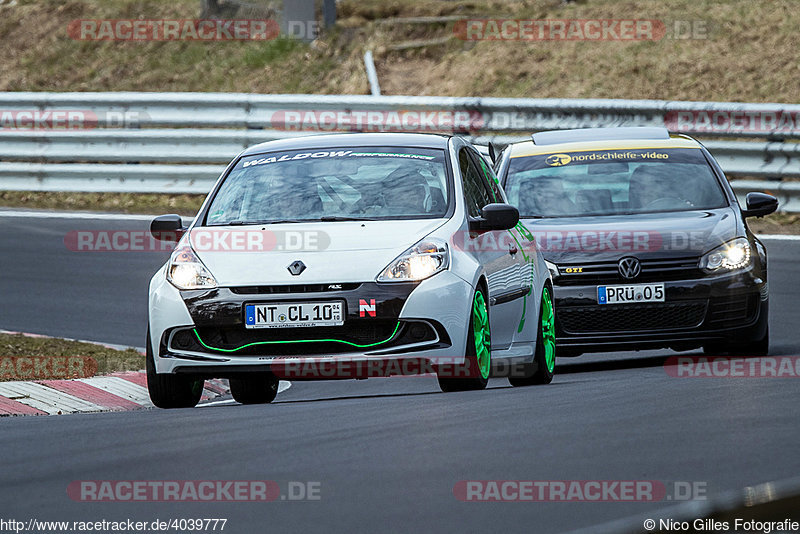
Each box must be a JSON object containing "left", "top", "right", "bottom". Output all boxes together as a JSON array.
[
  {"left": 438, "top": 287, "right": 491, "bottom": 392},
  {"left": 509, "top": 285, "right": 556, "bottom": 386}
]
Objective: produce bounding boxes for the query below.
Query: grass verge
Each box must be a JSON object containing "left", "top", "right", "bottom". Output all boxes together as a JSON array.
[
  {"left": 0, "top": 0, "right": 796, "bottom": 101},
  {"left": 0, "top": 333, "right": 145, "bottom": 382},
  {"left": 0, "top": 191, "right": 205, "bottom": 217},
  {"left": 747, "top": 213, "right": 800, "bottom": 236}
]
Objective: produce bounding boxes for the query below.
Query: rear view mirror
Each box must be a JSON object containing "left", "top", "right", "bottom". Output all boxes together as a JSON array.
[
  {"left": 150, "top": 214, "right": 185, "bottom": 241},
  {"left": 742, "top": 192, "right": 778, "bottom": 218}
]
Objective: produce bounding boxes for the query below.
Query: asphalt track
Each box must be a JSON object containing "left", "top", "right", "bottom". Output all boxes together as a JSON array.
[{"left": 1, "top": 211, "right": 799, "bottom": 533}]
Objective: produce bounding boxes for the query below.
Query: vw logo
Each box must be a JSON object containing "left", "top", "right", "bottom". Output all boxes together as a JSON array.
[
  {"left": 618, "top": 257, "right": 641, "bottom": 279},
  {"left": 287, "top": 260, "right": 306, "bottom": 276}
]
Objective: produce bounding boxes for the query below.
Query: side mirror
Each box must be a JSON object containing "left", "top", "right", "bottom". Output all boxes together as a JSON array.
[
  {"left": 470, "top": 203, "right": 519, "bottom": 232},
  {"left": 742, "top": 192, "right": 778, "bottom": 218},
  {"left": 150, "top": 214, "right": 185, "bottom": 241}
]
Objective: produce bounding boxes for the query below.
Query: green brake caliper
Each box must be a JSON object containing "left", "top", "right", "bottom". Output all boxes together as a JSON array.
[{"left": 473, "top": 291, "right": 491, "bottom": 380}]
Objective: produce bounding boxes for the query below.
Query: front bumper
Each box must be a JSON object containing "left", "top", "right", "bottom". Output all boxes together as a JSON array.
[
  {"left": 552, "top": 269, "right": 768, "bottom": 353},
  {"left": 148, "top": 270, "right": 474, "bottom": 376}
]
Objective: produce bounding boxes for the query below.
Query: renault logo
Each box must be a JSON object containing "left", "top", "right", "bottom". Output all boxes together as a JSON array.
[
  {"left": 287, "top": 260, "right": 306, "bottom": 276},
  {"left": 618, "top": 257, "right": 641, "bottom": 279}
]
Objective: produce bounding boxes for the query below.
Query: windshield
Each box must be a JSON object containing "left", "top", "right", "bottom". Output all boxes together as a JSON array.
[
  {"left": 205, "top": 146, "right": 450, "bottom": 225},
  {"left": 504, "top": 147, "right": 728, "bottom": 218}
]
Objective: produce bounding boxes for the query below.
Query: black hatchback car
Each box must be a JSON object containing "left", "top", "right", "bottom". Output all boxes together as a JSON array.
[{"left": 493, "top": 127, "right": 778, "bottom": 356}]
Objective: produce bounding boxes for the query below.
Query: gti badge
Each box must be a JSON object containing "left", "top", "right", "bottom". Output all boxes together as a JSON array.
[
  {"left": 618, "top": 257, "right": 641, "bottom": 279},
  {"left": 287, "top": 260, "right": 306, "bottom": 276}
]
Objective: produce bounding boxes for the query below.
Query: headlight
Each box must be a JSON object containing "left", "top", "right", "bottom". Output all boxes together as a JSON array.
[
  {"left": 545, "top": 260, "right": 559, "bottom": 280},
  {"left": 377, "top": 238, "right": 449, "bottom": 282},
  {"left": 699, "top": 237, "right": 751, "bottom": 274},
  {"left": 167, "top": 235, "right": 218, "bottom": 290}
]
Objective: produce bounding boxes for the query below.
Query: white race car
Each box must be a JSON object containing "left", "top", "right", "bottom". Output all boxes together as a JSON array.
[{"left": 146, "top": 133, "right": 555, "bottom": 408}]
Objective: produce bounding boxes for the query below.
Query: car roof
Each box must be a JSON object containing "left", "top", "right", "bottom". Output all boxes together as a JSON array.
[
  {"left": 241, "top": 132, "right": 452, "bottom": 156},
  {"left": 508, "top": 131, "right": 703, "bottom": 159}
]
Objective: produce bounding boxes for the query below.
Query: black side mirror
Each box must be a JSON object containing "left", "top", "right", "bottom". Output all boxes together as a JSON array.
[
  {"left": 150, "top": 214, "right": 185, "bottom": 241},
  {"left": 742, "top": 192, "right": 778, "bottom": 218},
  {"left": 470, "top": 203, "right": 519, "bottom": 232}
]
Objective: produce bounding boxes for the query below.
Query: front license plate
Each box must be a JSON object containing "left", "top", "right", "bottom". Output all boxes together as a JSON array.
[
  {"left": 597, "top": 284, "right": 665, "bottom": 305},
  {"left": 244, "top": 302, "right": 344, "bottom": 329}
]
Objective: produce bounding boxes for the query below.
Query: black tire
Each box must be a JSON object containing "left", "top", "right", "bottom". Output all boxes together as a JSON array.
[
  {"left": 146, "top": 329, "right": 204, "bottom": 409},
  {"left": 509, "top": 286, "right": 556, "bottom": 387},
  {"left": 438, "top": 287, "right": 490, "bottom": 393},
  {"left": 230, "top": 374, "right": 279, "bottom": 404}
]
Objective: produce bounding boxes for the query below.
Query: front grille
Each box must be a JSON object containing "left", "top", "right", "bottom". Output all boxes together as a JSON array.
[
  {"left": 707, "top": 294, "right": 758, "bottom": 326},
  {"left": 558, "top": 301, "right": 707, "bottom": 334},
  {"left": 170, "top": 319, "right": 438, "bottom": 356},
  {"left": 231, "top": 283, "right": 361, "bottom": 295},
  {"left": 557, "top": 257, "right": 701, "bottom": 285}
]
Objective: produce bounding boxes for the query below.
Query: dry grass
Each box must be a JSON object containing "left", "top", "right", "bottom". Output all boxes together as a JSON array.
[
  {"left": 0, "top": 191, "right": 204, "bottom": 216},
  {"left": 0, "top": 0, "right": 795, "bottom": 101},
  {"left": 0, "top": 333, "right": 144, "bottom": 381},
  {"left": 748, "top": 212, "right": 800, "bottom": 236}
]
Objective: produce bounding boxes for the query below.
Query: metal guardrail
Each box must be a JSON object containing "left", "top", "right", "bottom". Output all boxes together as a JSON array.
[
  {"left": 0, "top": 92, "right": 798, "bottom": 210},
  {"left": 2, "top": 92, "right": 799, "bottom": 137}
]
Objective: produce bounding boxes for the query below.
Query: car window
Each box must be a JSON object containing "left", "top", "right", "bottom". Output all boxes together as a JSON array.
[
  {"left": 205, "top": 147, "right": 450, "bottom": 224},
  {"left": 469, "top": 147, "right": 504, "bottom": 203},
  {"left": 459, "top": 147, "right": 495, "bottom": 218},
  {"left": 493, "top": 146, "right": 508, "bottom": 174},
  {"left": 504, "top": 147, "right": 728, "bottom": 217}
]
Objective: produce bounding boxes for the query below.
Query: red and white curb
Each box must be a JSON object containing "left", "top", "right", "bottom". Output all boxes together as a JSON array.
[
  {"left": 0, "top": 371, "right": 232, "bottom": 416},
  {"left": 0, "top": 330, "right": 292, "bottom": 416}
]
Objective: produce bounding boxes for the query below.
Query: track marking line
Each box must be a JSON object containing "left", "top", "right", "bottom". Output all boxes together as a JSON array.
[
  {"left": 757, "top": 234, "right": 800, "bottom": 240},
  {"left": 0, "top": 209, "right": 157, "bottom": 221},
  {"left": 197, "top": 399, "right": 238, "bottom": 407}
]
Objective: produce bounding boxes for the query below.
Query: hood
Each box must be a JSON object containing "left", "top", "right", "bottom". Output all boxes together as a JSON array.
[
  {"left": 191, "top": 219, "right": 447, "bottom": 285},
  {"left": 521, "top": 208, "right": 741, "bottom": 264}
]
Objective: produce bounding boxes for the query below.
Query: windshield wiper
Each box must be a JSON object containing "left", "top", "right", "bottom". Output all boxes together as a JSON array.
[
  {"left": 209, "top": 216, "right": 376, "bottom": 226},
  {"left": 209, "top": 219, "right": 307, "bottom": 226},
  {"left": 317, "top": 216, "right": 378, "bottom": 222}
]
